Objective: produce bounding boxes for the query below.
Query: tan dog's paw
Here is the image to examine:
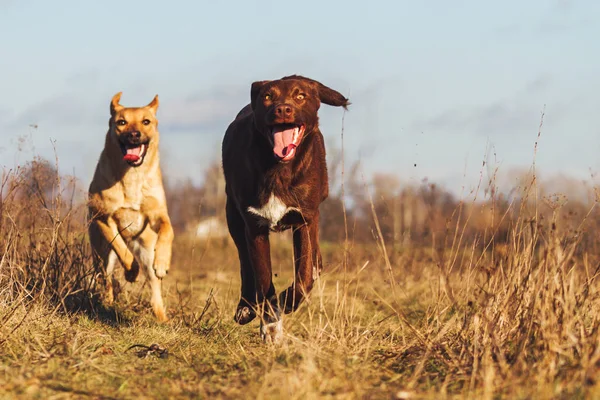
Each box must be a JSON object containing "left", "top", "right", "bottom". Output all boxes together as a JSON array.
[
  {"left": 153, "top": 306, "right": 168, "bottom": 323},
  {"left": 124, "top": 259, "right": 140, "bottom": 282},
  {"left": 103, "top": 290, "right": 114, "bottom": 306},
  {"left": 153, "top": 264, "right": 168, "bottom": 279}
]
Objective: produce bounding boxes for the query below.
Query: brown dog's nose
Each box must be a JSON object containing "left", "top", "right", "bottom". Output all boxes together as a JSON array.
[
  {"left": 129, "top": 131, "right": 141, "bottom": 139},
  {"left": 275, "top": 104, "right": 293, "bottom": 118}
]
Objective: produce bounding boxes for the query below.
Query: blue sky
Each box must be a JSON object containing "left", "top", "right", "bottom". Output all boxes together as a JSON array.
[{"left": 1, "top": 0, "right": 599, "bottom": 196}]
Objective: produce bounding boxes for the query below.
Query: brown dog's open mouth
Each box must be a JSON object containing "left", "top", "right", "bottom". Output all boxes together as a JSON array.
[
  {"left": 272, "top": 124, "right": 305, "bottom": 162},
  {"left": 120, "top": 143, "right": 148, "bottom": 167}
]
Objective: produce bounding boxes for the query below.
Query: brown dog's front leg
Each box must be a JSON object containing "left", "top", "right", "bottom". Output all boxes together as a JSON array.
[
  {"left": 246, "top": 229, "right": 276, "bottom": 308},
  {"left": 92, "top": 217, "right": 139, "bottom": 282},
  {"left": 280, "top": 216, "right": 322, "bottom": 314},
  {"left": 246, "top": 228, "right": 282, "bottom": 342}
]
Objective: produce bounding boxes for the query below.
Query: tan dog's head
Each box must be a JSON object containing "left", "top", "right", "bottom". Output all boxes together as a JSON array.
[
  {"left": 250, "top": 75, "right": 349, "bottom": 162},
  {"left": 109, "top": 93, "right": 159, "bottom": 167}
]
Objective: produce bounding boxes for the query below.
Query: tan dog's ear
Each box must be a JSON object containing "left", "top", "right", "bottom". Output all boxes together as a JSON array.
[
  {"left": 251, "top": 80, "right": 270, "bottom": 110},
  {"left": 146, "top": 95, "right": 159, "bottom": 114},
  {"left": 111, "top": 92, "right": 123, "bottom": 115}
]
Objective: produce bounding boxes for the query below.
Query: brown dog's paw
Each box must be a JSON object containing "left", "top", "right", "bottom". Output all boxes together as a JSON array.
[
  {"left": 124, "top": 260, "right": 140, "bottom": 283},
  {"left": 279, "top": 287, "right": 304, "bottom": 314},
  {"left": 234, "top": 305, "right": 257, "bottom": 325}
]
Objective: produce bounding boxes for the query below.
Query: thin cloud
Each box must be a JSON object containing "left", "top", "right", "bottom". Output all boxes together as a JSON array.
[
  {"left": 3, "top": 93, "right": 105, "bottom": 135},
  {"left": 413, "top": 78, "right": 559, "bottom": 137},
  {"left": 413, "top": 80, "right": 566, "bottom": 136},
  {"left": 524, "top": 76, "right": 552, "bottom": 94},
  {"left": 555, "top": 0, "right": 575, "bottom": 12},
  {"left": 416, "top": 102, "right": 541, "bottom": 136},
  {"left": 0, "top": 106, "right": 11, "bottom": 121},
  {"left": 159, "top": 87, "right": 247, "bottom": 133},
  {"left": 0, "top": 0, "right": 16, "bottom": 10},
  {"left": 1, "top": 85, "right": 249, "bottom": 137}
]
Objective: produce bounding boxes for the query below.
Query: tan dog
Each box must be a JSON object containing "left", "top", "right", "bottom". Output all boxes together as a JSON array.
[{"left": 88, "top": 93, "right": 173, "bottom": 322}]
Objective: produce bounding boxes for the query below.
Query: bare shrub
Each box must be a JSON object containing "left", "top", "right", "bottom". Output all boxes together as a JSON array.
[{"left": 0, "top": 157, "right": 96, "bottom": 312}]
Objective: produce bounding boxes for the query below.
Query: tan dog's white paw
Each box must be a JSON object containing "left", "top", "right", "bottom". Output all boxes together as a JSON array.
[
  {"left": 260, "top": 319, "right": 283, "bottom": 344},
  {"left": 153, "top": 264, "right": 168, "bottom": 279}
]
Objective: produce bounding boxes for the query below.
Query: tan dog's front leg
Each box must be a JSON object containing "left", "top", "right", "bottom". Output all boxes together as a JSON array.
[
  {"left": 135, "top": 227, "right": 168, "bottom": 322},
  {"left": 92, "top": 217, "right": 139, "bottom": 282},
  {"left": 151, "top": 212, "right": 174, "bottom": 279}
]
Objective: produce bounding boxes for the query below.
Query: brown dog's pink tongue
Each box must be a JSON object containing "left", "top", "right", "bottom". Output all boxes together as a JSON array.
[
  {"left": 123, "top": 146, "right": 141, "bottom": 162},
  {"left": 282, "top": 144, "right": 296, "bottom": 156},
  {"left": 272, "top": 127, "right": 296, "bottom": 159}
]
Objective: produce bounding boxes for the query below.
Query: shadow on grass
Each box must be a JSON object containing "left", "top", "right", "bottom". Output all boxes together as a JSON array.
[{"left": 62, "top": 292, "right": 136, "bottom": 327}]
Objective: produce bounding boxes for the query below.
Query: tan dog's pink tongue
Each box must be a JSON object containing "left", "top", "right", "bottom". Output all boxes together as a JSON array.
[
  {"left": 123, "top": 146, "right": 141, "bottom": 162},
  {"left": 272, "top": 127, "right": 296, "bottom": 158}
]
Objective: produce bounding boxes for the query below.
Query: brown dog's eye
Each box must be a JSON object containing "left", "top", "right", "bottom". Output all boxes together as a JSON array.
[
  {"left": 142, "top": 119, "right": 151, "bottom": 125},
  {"left": 264, "top": 94, "right": 271, "bottom": 101},
  {"left": 296, "top": 94, "right": 305, "bottom": 100},
  {"left": 116, "top": 119, "right": 127, "bottom": 126}
]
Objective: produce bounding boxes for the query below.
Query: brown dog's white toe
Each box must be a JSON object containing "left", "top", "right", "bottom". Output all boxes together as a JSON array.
[{"left": 260, "top": 319, "right": 283, "bottom": 344}]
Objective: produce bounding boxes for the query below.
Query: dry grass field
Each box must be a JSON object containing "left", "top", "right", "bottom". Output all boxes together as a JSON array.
[{"left": 2, "top": 147, "right": 600, "bottom": 399}]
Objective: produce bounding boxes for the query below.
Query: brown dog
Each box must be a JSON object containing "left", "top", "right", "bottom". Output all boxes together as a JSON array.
[
  {"left": 222, "top": 75, "right": 349, "bottom": 342},
  {"left": 88, "top": 93, "right": 173, "bottom": 322}
]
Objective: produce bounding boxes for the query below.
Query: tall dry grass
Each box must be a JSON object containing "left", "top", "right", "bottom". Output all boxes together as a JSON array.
[
  {"left": 0, "top": 157, "right": 97, "bottom": 312},
  {"left": 0, "top": 135, "right": 600, "bottom": 398}
]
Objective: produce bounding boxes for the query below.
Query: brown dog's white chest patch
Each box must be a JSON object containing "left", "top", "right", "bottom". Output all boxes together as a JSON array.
[{"left": 247, "top": 194, "right": 300, "bottom": 229}]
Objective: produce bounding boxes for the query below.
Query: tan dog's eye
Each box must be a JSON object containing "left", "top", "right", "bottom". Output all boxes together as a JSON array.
[
  {"left": 142, "top": 119, "right": 151, "bottom": 126},
  {"left": 296, "top": 94, "right": 305, "bottom": 100},
  {"left": 264, "top": 94, "right": 271, "bottom": 101},
  {"left": 116, "top": 119, "right": 127, "bottom": 126}
]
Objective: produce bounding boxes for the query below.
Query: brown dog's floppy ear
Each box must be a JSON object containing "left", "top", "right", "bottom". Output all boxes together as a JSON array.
[
  {"left": 250, "top": 80, "right": 270, "bottom": 110},
  {"left": 283, "top": 75, "right": 350, "bottom": 109},
  {"left": 316, "top": 82, "right": 350, "bottom": 109},
  {"left": 110, "top": 92, "right": 123, "bottom": 115},
  {"left": 146, "top": 95, "right": 159, "bottom": 114}
]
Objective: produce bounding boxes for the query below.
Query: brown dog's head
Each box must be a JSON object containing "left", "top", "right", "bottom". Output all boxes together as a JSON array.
[
  {"left": 250, "top": 75, "right": 349, "bottom": 162},
  {"left": 109, "top": 93, "right": 159, "bottom": 167}
]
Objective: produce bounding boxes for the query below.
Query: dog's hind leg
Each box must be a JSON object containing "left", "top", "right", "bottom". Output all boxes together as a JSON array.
[
  {"left": 132, "top": 229, "right": 168, "bottom": 322},
  {"left": 103, "top": 250, "right": 119, "bottom": 305},
  {"left": 90, "top": 221, "right": 120, "bottom": 305},
  {"left": 226, "top": 198, "right": 258, "bottom": 325}
]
